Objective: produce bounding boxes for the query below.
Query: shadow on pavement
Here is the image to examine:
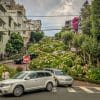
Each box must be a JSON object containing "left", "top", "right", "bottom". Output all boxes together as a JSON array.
[{"left": 0, "top": 89, "right": 49, "bottom": 98}]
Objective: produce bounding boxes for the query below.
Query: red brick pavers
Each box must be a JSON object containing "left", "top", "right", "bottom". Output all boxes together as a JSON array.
[{"left": 74, "top": 80, "right": 100, "bottom": 87}]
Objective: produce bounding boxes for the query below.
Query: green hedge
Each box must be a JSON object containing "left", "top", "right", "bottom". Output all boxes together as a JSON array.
[
  {"left": 0, "top": 64, "right": 16, "bottom": 80},
  {"left": 67, "top": 65, "right": 100, "bottom": 83}
]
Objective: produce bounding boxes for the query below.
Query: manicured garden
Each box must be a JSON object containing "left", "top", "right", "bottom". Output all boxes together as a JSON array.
[
  {"left": 28, "top": 37, "right": 100, "bottom": 84},
  {"left": 0, "top": 37, "right": 100, "bottom": 84}
]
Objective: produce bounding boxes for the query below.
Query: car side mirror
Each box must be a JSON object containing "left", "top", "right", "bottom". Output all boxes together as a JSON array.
[{"left": 25, "top": 77, "right": 30, "bottom": 80}]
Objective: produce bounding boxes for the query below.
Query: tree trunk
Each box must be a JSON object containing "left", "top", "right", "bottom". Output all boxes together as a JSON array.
[
  {"left": 83, "top": 51, "right": 86, "bottom": 64},
  {"left": 97, "top": 58, "right": 100, "bottom": 68},
  {"left": 88, "top": 54, "right": 91, "bottom": 65}
]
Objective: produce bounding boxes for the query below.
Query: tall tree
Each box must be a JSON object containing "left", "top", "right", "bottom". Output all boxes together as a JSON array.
[
  {"left": 6, "top": 32, "right": 24, "bottom": 56},
  {"left": 30, "top": 31, "right": 44, "bottom": 43},
  {"left": 91, "top": 0, "right": 100, "bottom": 41},
  {"left": 80, "top": 0, "right": 91, "bottom": 35}
]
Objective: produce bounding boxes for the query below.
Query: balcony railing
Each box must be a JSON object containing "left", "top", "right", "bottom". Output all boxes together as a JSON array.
[{"left": 0, "top": 4, "right": 7, "bottom": 12}]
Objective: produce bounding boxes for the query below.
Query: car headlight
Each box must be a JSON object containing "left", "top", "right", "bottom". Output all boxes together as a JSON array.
[
  {"left": 59, "top": 78, "right": 65, "bottom": 81},
  {"left": 0, "top": 83, "right": 14, "bottom": 87},
  {"left": 65, "top": 78, "right": 73, "bottom": 81}
]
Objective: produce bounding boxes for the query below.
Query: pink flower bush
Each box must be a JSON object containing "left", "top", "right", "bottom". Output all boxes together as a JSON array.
[{"left": 72, "top": 17, "right": 79, "bottom": 32}]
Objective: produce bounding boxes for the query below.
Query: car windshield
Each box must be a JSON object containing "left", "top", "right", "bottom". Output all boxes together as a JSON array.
[
  {"left": 12, "top": 72, "right": 28, "bottom": 79},
  {"left": 55, "top": 71, "right": 64, "bottom": 76}
]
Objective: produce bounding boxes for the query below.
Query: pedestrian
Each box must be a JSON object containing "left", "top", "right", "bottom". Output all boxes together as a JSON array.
[
  {"left": 2, "top": 69, "right": 10, "bottom": 80},
  {"left": 82, "top": 63, "right": 88, "bottom": 77}
]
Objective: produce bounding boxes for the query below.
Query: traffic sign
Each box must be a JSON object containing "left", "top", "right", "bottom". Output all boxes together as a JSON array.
[{"left": 23, "top": 55, "right": 30, "bottom": 63}]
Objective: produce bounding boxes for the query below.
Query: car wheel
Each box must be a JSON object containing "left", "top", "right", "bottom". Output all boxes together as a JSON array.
[
  {"left": 13, "top": 85, "right": 24, "bottom": 97},
  {"left": 46, "top": 82, "right": 53, "bottom": 92},
  {"left": 68, "top": 84, "right": 72, "bottom": 87}
]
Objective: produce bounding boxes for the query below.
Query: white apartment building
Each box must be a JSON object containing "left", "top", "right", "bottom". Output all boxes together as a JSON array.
[
  {"left": 31, "top": 20, "right": 41, "bottom": 32},
  {"left": 0, "top": 2, "right": 29, "bottom": 57},
  {"left": 0, "top": 4, "right": 10, "bottom": 59},
  {"left": 0, "top": 0, "right": 42, "bottom": 59}
]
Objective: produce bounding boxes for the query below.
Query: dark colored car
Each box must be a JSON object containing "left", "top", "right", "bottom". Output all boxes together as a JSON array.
[
  {"left": 30, "top": 53, "right": 38, "bottom": 60},
  {"left": 14, "top": 58, "right": 23, "bottom": 64}
]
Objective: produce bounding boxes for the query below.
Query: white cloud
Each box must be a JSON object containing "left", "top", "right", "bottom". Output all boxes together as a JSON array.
[
  {"left": 45, "top": 0, "right": 76, "bottom": 30},
  {"left": 15, "top": 0, "right": 92, "bottom": 36}
]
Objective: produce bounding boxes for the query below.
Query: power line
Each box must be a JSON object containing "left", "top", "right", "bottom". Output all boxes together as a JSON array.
[
  {"left": 42, "top": 25, "right": 64, "bottom": 28},
  {"left": 0, "top": 29, "right": 62, "bottom": 32},
  {"left": 0, "top": 25, "right": 98, "bottom": 32},
  {"left": 22, "top": 15, "right": 80, "bottom": 17},
  {"left": 3, "top": 25, "right": 99, "bottom": 32},
  {"left": 42, "top": 28, "right": 62, "bottom": 31},
  {"left": 0, "top": 15, "right": 80, "bottom": 17},
  {"left": 0, "top": 14, "right": 100, "bottom": 18}
]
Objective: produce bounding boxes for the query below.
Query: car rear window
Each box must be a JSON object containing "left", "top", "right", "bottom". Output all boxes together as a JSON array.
[
  {"left": 45, "top": 72, "right": 52, "bottom": 77},
  {"left": 37, "top": 72, "right": 52, "bottom": 78}
]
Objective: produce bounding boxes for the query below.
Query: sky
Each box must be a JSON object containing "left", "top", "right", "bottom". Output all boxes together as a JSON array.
[{"left": 15, "top": 0, "right": 92, "bottom": 36}]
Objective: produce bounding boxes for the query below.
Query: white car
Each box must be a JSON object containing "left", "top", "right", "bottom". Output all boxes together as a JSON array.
[
  {"left": 0, "top": 71, "right": 56, "bottom": 97},
  {"left": 44, "top": 68, "right": 74, "bottom": 87}
]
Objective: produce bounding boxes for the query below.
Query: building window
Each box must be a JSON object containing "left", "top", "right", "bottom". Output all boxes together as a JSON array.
[{"left": 9, "top": 16, "right": 12, "bottom": 27}]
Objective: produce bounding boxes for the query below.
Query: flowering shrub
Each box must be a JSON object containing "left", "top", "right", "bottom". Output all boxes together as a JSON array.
[
  {"left": 28, "top": 39, "right": 66, "bottom": 54},
  {"left": 0, "top": 64, "right": 16, "bottom": 80},
  {"left": 72, "top": 17, "right": 79, "bottom": 32},
  {"left": 28, "top": 38, "right": 100, "bottom": 83},
  {"left": 29, "top": 38, "right": 82, "bottom": 71},
  {"left": 29, "top": 52, "right": 76, "bottom": 70},
  {"left": 68, "top": 65, "right": 83, "bottom": 77},
  {"left": 86, "top": 68, "right": 100, "bottom": 81},
  {"left": 68, "top": 65, "right": 100, "bottom": 82}
]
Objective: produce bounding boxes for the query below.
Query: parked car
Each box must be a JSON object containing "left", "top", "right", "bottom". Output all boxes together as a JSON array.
[
  {"left": 44, "top": 68, "right": 74, "bottom": 87},
  {"left": 14, "top": 58, "right": 23, "bottom": 64},
  {"left": 30, "top": 53, "right": 38, "bottom": 60},
  {"left": 0, "top": 71, "right": 56, "bottom": 97}
]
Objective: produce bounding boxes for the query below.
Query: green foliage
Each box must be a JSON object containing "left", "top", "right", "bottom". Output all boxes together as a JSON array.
[
  {"left": 28, "top": 37, "right": 82, "bottom": 71},
  {"left": 6, "top": 32, "right": 24, "bottom": 56},
  {"left": 68, "top": 64, "right": 100, "bottom": 82},
  {"left": 0, "top": 64, "right": 16, "bottom": 80},
  {"left": 86, "top": 67, "right": 100, "bottom": 81},
  {"left": 29, "top": 51, "right": 77, "bottom": 70},
  {"left": 91, "top": 0, "right": 100, "bottom": 41},
  {"left": 55, "top": 31, "right": 74, "bottom": 46},
  {"left": 68, "top": 65, "right": 83, "bottom": 77},
  {"left": 55, "top": 28, "right": 100, "bottom": 67},
  {"left": 6, "top": 43, "right": 14, "bottom": 53},
  {"left": 61, "top": 31, "right": 74, "bottom": 45},
  {"left": 28, "top": 37, "right": 100, "bottom": 83},
  {"left": 30, "top": 31, "right": 44, "bottom": 43},
  {"left": 28, "top": 38, "right": 66, "bottom": 54},
  {"left": 81, "top": 36, "right": 95, "bottom": 54},
  {"left": 80, "top": 1, "right": 91, "bottom": 35},
  {"left": 55, "top": 31, "right": 62, "bottom": 40},
  {"left": 74, "top": 56, "right": 83, "bottom": 65},
  {"left": 81, "top": 36, "right": 100, "bottom": 64},
  {"left": 72, "top": 34, "right": 86, "bottom": 48}
]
